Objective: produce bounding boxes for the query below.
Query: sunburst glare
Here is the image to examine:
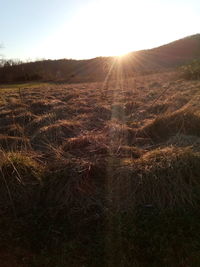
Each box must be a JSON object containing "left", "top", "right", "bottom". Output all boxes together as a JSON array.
[{"left": 34, "top": 0, "right": 199, "bottom": 60}]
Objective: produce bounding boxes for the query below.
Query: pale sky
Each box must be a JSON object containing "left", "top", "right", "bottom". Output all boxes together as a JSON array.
[{"left": 1, "top": 0, "right": 200, "bottom": 60}]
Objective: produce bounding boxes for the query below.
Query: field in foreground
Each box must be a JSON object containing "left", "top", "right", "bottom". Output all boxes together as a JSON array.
[{"left": 1, "top": 71, "right": 200, "bottom": 266}]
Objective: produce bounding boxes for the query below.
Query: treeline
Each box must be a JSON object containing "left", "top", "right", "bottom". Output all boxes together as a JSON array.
[
  {"left": 0, "top": 55, "right": 168, "bottom": 84},
  {"left": 0, "top": 56, "right": 155, "bottom": 84},
  {"left": 0, "top": 57, "right": 117, "bottom": 83}
]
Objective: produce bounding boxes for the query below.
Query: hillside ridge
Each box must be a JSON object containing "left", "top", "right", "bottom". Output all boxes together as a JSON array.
[{"left": 0, "top": 33, "right": 200, "bottom": 83}]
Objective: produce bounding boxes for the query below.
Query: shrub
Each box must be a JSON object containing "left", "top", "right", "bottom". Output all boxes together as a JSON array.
[{"left": 181, "top": 60, "right": 200, "bottom": 80}]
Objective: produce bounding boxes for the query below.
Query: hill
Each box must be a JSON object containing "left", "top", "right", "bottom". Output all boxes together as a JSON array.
[
  {"left": 132, "top": 33, "right": 200, "bottom": 69},
  {"left": 0, "top": 34, "right": 200, "bottom": 83}
]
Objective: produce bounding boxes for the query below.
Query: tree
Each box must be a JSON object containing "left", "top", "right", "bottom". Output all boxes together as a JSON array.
[{"left": 0, "top": 43, "right": 4, "bottom": 67}]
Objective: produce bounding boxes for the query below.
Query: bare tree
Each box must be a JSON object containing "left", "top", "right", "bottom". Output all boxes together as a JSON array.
[{"left": 0, "top": 43, "right": 4, "bottom": 67}]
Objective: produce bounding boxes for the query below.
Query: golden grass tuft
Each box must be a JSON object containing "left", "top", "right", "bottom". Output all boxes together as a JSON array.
[
  {"left": 112, "top": 145, "right": 144, "bottom": 158},
  {"left": 111, "top": 103, "right": 125, "bottom": 120},
  {"left": 29, "top": 100, "right": 52, "bottom": 115},
  {"left": 0, "top": 135, "right": 30, "bottom": 151},
  {"left": 14, "top": 111, "right": 36, "bottom": 125},
  {"left": 0, "top": 123, "right": 24, "bottom": 136},
  {"left": 166, "top": 134, "right": 200, "bottom": 151},
  {"left": 147, "top": 102, "right": 170, "bottom": 115},
  {"left": 0, "top": 151, "right": 43, "bottom": 215},
  {"left": 31, "top": 120, "right": 81, "bottom": 149},
  {"left": 93, "top": 105, "right": 111, "bottom": 120},
  {"left": 27, "top": 113, "right": 57, "bottom": 134},
  {"left": 124, "top": 101, "right": 140, "bottom": 115},
  {"left": 111, "top": 147, "right": 200, "bottom": 210},
  {"left": 62, "top": 133, "right": 109, "bottom": 156},
  {"left": 106, "top": 121, "right": 136, "bottom": 144},
  {"left": 139, "top": 109, "right": 200, "bottom": 141},
  {"left": 41, "top": 160, "right": 100, "bottom": 223}
]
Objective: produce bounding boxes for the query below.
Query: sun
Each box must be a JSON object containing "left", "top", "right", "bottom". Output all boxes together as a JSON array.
[
  {"left": 66, "top": 0, "right": 136, "bottom": 58},
  {"left": 41, "top": 0, "right": 147, "bottom": 59},
  {"left": 64, "top": 0, "right": 142, "bottom": 58},
  {"left": 34, "top": 0, "right": 200, "bottom": 60},
  {"left": 115, "top": 52, "right": 130, "bottom": 59}
]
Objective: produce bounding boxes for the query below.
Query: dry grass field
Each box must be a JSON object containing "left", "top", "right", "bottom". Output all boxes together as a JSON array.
[{"left": 1, "top": 69, "right": 200, "bottom": 266}]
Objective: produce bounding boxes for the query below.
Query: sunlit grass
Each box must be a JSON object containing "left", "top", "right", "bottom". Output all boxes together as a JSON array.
[
  {"left": 1, "top": 69, "right": 200, "bottom": 265},
  {"left": 0, "top": 82, "right": 50, "bottom": 91}
]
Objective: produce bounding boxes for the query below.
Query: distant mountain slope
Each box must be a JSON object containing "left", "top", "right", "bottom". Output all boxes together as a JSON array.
[
  {"left": 0, "top": 34, "right": 200, "bottom": 83},
  {"left": 131, "top": 34, "right": 200, "bottom": 70}
]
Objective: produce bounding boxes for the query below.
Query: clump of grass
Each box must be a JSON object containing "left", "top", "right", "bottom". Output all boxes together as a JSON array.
[
  {"left": 31, "top": 120, "right": 81, "bottom": 149},
  {"left": 111, "top": 103, "right": 125, "bottom": 120},
  {"left": 166, "top": 133, "right": 200, "bottom": 150},
  {"left": 124, "top": 101, "right": 140, "bottom": 115},
  {"left": 14, "top": 111, "right": 36, "bottom": 125},
  {"left": 0, "top": 114, "right": 15, "bottom": 126},
  {"left": 93, "top": 105, "right": 111, "bottom": 120},
  {"left": 61, "top": 93, "right": 78, "bottom": 102},
  {"left": 147, "top": 102, "right": 170, "bottom": 114},
  {"left": 111, "top": 147, "right": 200, "bottom": 210},
  {"left": 62, "top": 133, "right": 108, "bottom": 157},
  {"left": 112, "top": 145, "right": 144, "bottom": 158},
  {"left": 0, "top": 109, "right": 13, "bottom": 119},
  {"left": 29, "top": 100, "right": 52, "bottom": 115},
  {"left": 0, "top": 151, "right": 43, "bottom": 216},
  {"left": 0, "top": 123, "right": 24, "bottom": 136},
  {"left": 139, "top": 108, "right": 200, "bottom": 141},
  {"left": 106, "top": 121, "right": 136, "bottom": 145},
  {"left": 0, "top": 135, "right": 30, "bottom": 151},
  {"left": 80, "top": 113, "right": 107, "bottom": 131},
  {"left": 52, "top": 106, "right": 73, "bottom": 120},
  {"left": 27, "top": 113, "right": 57, "bottom": 134},
  {"left": 40, "top": 160, "right": 102, "bottom": 233}
]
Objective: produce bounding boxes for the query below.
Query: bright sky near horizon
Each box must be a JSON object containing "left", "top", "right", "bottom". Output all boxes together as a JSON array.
[{"left": 1, "top": 0, "right": 200, "bottom": 60}]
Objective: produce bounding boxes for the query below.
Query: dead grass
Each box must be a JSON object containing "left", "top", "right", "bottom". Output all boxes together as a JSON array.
[
  {"left": 106, "top": 120, "right": 136, "bottom": 145},
  {"left": 139, "top": 108, "right": 200, "bottom": 141},
  {"left": 111, "top": 146, "right": 200, "bottom": 210},
  {"left": 124, "top": 101, "right": 140, "bottom": 115},
  {"left": 29, "top": 100, "right": 52, "bottom": 115},
  {"left": 111, "top": 103, "right": 125, "bottom": 120},
  {"left": 51, "top": 106, "right": 74, "bottom": 120},
  {"left": 62, "top": 133, "right": 109, "bottom": 157},
  {"left": 93, "top": 105, "right": 111, "bottom": 120},
  {"left": 0, "top": 123, "right": 24, "bottom": 136},
  {"left": 147, "top": 102, "right": 170, "bottom": 114},
  {"left": 0, "top": 151, "right": 43, "bottom": 215},
  {"left": 112, "top": 145, "right": 144, "bottom": 158},
  {"left": 27, "top": 113, "right": 57, "bottom": 134},
  {"left": 166, "top": 134, "right": 200, "bottom": 150},
  {"left": 13, "top": 111, "right": 36, "bottom": 125},
  {"left": 41, "top": 160, "right": 100, "bottom": 226},
  {"left": 31, "top": 120, "right": 81, "bottom": 149},
  {"left": 1, "top": 71, "right": 200, "bottom": 265},
  {"left": 0, "top": 135, "right": 30, "bottom": 150}
]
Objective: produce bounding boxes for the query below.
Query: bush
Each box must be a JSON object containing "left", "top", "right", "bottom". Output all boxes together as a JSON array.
[{"left": 181, "top": 60, "right": 200, "bottom": 80}]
